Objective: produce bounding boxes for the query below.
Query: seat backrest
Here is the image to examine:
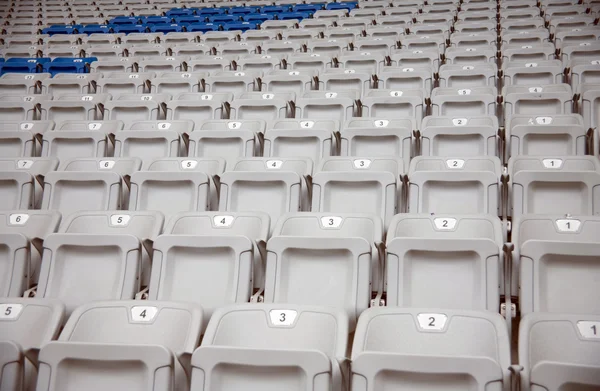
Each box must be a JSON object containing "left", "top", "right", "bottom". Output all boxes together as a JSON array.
[
  {"left": 0, "top": 171, "right": 34, "bottom": 211},
  {"left": 519, "top": 313, "right": 600, "bottom": 391},
  {"left": 148, "top": 234, "right": 253, "bottom": 325},
  {"left": 351, "top": 307, "right": 511, "bottom": 391},
  {"left": 41, "top": 171, "right": 121, "bottom": 218},
  {"left": 408, "top": 156, "right": 502, "bottom": 215},
  {"left": 509, "top": 156, "right": 600, "bottom": 218},
  {"left": 514, "top": 214, "right": 600, "bottom": 315},
  {"left": 37, "top": 233, "right": 141, "bottom": 315}
]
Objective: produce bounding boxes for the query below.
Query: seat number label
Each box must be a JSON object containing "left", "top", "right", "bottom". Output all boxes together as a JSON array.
[
  {"left": 17, "top": 160, "right": 33, "bottom": 169},
  {"left": 417, "top": 313, "right": 447, "bottom": 331},
  {"left": 446, "top": 159, "right": 465, "bottom": 168},
  {"left": 433, "top": 218, "right": 457, "bottom": 230},
  {"left": 321, "top": 216, "right": 342, "bottom": 228},
  {"left": 542, "top": 158, "right": 562, "bottom": 168},
  {"left": 555, "top": 219, "right": 581, "bottom": 232},
  {"left": 182, "top": 160, "right": 198, "bottom": 169},
  {"left": 110, "top": 214, "right": 131, "bottom": 226},
  {"left": 577, "top": 321, "right": 600, "bottom": 339},
  {"left": 131, "top": 306, "right": 158, "bottom": 322},
  {"left": 269, "top": 309, "right": 297, "bottom": 326},
  {"left": 266, "top": 160, "right": 283, "bottom": 169},
  {"left": 9, "top": 214, "right": 29, "bottom": 225},
  {"left": 99, "top": 160, "right": 115, "bottom": 169},
  {"left": 214, "top": 215, "right": 234, "bottom": 227},
  {"left": 0, "top": 304, "right": 23, "bottom": 320}
]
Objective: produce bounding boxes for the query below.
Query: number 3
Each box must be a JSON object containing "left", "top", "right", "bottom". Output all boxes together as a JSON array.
[{"left": 280, "top": 313, "right": 286, "bottom": 322}]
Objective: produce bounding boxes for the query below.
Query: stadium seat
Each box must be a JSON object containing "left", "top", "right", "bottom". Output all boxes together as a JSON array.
[
  {"left": 191, "top": 304, "right": 349, "bottom": 391},
  {"left": 518, "top": 313, "right": 600, "bottom": 390},
  {"left": 351, "top": 307, "right": 511, "bottom": 390}
]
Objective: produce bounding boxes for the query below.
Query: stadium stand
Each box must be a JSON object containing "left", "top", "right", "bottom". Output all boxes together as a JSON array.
[{"left": 0, "top": 0, "right": 599, "bottom": 389}]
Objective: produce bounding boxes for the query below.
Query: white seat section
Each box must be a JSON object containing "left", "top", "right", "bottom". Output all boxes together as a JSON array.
[
  {"left": 261, "top": 70, "right": 316, "bottom": 95},
  {"left": 186, "top": 56, "right": 233, "bottom": 74},
  {"left": 361, "top": 89, "right": 425, "bottom": 126},
  {"left": 164, "top": 211, "right": 270, "bottom": 290},
  {"left": 0, "top": 233, "right": 30, "bottom": 298},
  {"left": 230, "top": 92, "right": 293, "bottom": 120},
  {"left": 518, "top": 313, "right": 600, "bottom": 391},
  {"left": 408, "top": 156, "right": 502, "bottom": 215},
  {"left": 166, "top": 92, "right": 232, "bottom": 122},
  {"left": 438, "top": 63, "right": 497, "bottom": 88},
  {"left": 41, "top": 171, "right": 122, "bottom": 218},
  {"left": 0, "top": 171, "right": 34, "bottom": 211},
  {"left": 580, "top": 84, "right": 600, "bottom": 132},
  {"left": 93, "top": 72, "right": 152, "bottom": 96},
  {"left": 39, "top": 99, "right": 102, "bottom": 123},
  {"left": 113, "top": 130, "right": 180, "bottom": 169},
  {"left": 36, "top": 342, "right": 174, "bottom": 391},
  {"left": 0, "top": 120, "right": 54, "bottom": 137},
  {"left": 508, "top": 156, "right": 600, "bottom": 219},
  {"left": 318, "top": 68, "right": 373, "bottom": 96},
  {"left": 502, "top": 42, "right": 555, "bottom": 62},
  {"left": 295, "top": 94, "right": 357, "bottom": 124},
  {"left": 58, "top": 210, "right": 163, "bottom": 287},
  {"left": 36, "top": 233, "right": 141, "bottom": 315},
  {"left": 41, "top": 131, "right": 108, "bottom": 161},
  {"left": 285, "top": 53, "right": 335, "bottom": 71},
  {"left": 146, "top": 157, "right": 226, "bottom": 210},
  {"left": 272, "top": 212, "right": 385, "bottom": 297},
  {"left": 57, "top": 300, "right": 203, "bottom": 391},
  {"left": 190, "top": 304, "right": 349, "bottom": 391},
  {"left": 561, "top": 43, "right": 600, "bottom": 64},
  {"left": 42, "top": 74, "right": 99, "bottom": 97},
  {"left": 430, "top": 86, "right": 498, "bottom": 116},
  {"left": 0, "top": 157, "right": 58, "bottom": 208},
  {"left": 147, "top": 234, "right": 253, "bottom": 329},
  {"left": 340, "top": 118, "right": 413, "bottom": 167},
  {"left": 231, "top": 157, "right": 313, "bottom": 211},
  {"left": 420, "top": 115, "right": 500, "bottom": 157},
  {"left": 335, "top": 52, "right": 386, "bottom": 75},
  {"left": 219, "top": 171, "right": 302, "bottom": 235},
  {"left": 205, "top": 71, "right": 261, "bottom": 94},
  {"left": 570, "top": 60, "right": 600, "bottom": 91},
  {"left": 0, "top": 298, "right": 64, "bottom": 391},
  {"left": 351, "top": 307, "right": 511, "bottom": 390},
  {"left": 129, "top": 171, "right": 210, "bottom": 218},
  {"left": 0, "top": 131, "right": 35, "bottom": 158},
  {"left": 505, "top": 114, "right": 588, "bottom": 161},
  {"left": 263, "top": 126, "right": 336, "bottom": 164},
  {"left": 378, "top": 65, "right": 434, "bottom": 93},
  {"left": 264, "top": 232, "right": 371, "bottom": 327},
  {"left": 100, "top": 99, "right": 164, "bottom": 124},
  {"left": 386, "top": 214, "right": 503, "bottom": 311},
  {"left": 444, "top": 47, "right": 496, "bottom": 65},
  {"left": 150, "top": 72, "right": 204, "bottom": 95},
  {"left": 234, "top": 54, "right": 284, "bottom": 73},
  {"left": 501, "top": 60, "right": 564, "bottom": 86},
  {"left": 513, "top": 214, "right": 600, "bottom": 316},
  {"left": 312, "top": 157, "right": 401, "bottom": 228},
  {"left": 187, "top": 129, "right": 256, "bottom": 168}
]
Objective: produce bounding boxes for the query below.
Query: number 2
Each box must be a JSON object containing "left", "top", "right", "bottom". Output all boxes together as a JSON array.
[{"left": 428, "top": 317, "right": 435, "bottom": 327}]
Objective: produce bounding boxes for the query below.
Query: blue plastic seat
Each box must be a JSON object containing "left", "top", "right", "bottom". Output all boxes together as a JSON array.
[
  {"left": 223, "top": 22, "right": 257, "bottom": 31},
  {"left": 198, "top": 8, "right": 226, "bottom": 15},
  {"left": 175, "top": 15, "right": 206, "bottom": 24},
  {"left": 109, "top": 16, "right": 141, "bottom": 25},
  {"left": 150, "top": 24, "right": 183, "bottom": 33},
  {"left": 208, "top": 15, "right": 240, "bottom": 23},
  {"left": 0, "top": 58, "right": 51, "bottom": 75},
  {"left": 229, "top": 6, "right": 260, "bottom": 14},
  {"left": 42, "top": 25, "right": 81, "bottom": 35},
  {"left": 143, "top": 16, "right": 173, "bottom": 25},
  {"left": 166, "top": 8, "right": 195, "bottom": 17},
  {"left": 260, "top": 5, "right": 291, "bottom": 14},
  {"left": 326, "top": 2, "right": 357, "bottom": 10},
  {"left": 278, "top": 11, "right": 311, "bottom": 20},
  {"left": 111, "top": 24, "right": 147, "bottom": 34},
  {"left": 80, "top": 24, "right": 111, "bottom": 35},
  {"left": 43, "top": 57, "right": 97, "bottom": 76},
  {"left": 293, "top": 4, "right": 325, "bottom": 12},
  {"left": 243, "top": 13, "right": 275, "bottom": 22},
  {"left": 185, "top": 22, "right": 220, "bottom": 32}
]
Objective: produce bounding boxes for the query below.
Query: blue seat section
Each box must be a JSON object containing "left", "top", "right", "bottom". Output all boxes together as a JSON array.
[
  {"left": 223, "top": 22, "right": 257, "bottom": 31},
  {"left": 185, "top": 23, "right": 220, "bottom": 32},
  {"left": 174, "top": 15, "right": 205, "bottom": 24},
  {"left": 243, "top": 13, "right": 275, "bottom": 22},
  {"left": 80, "top": 24, "right": 110, "bottom": 34},
  {"left": 166, "top": 8, "right": 195, "bottom": 17},
  {"left": 43, "top": 57, "right": 97, "bottom": 76},
  {"left": 208, "top": 15, "right": 240, "bottom": 23},
  {"left": 260, "top": 5, "right": 292, "bottom": 14},
  {"left": 142, "top": 16, "right": 173, "bottom": 25},
  {"left": 0, "top": 58, "right": 51, "bottom": 75},
  {"left": 42, "top": 25, "right": 82, "bottom": 35},
  {"left": 111, "top": 24, "right": 147, "bottom": 34},
  {"left": 109, "top": 16, "right": 141, "bottom": 25},
  {"left": 278, "top": 11, "right": 312, "bottom": 20},
  {"left": 293, "top": 4, "right": 325, "bottom": 13},
  {"left": 326, "top": 1, "right": 357, "bottom": 10},
  {"left": 198, "top": 8, "right": 226, "bottom": 15},
  {"left": 150, "top": 24, "right": 184, "bottom": 33}
]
